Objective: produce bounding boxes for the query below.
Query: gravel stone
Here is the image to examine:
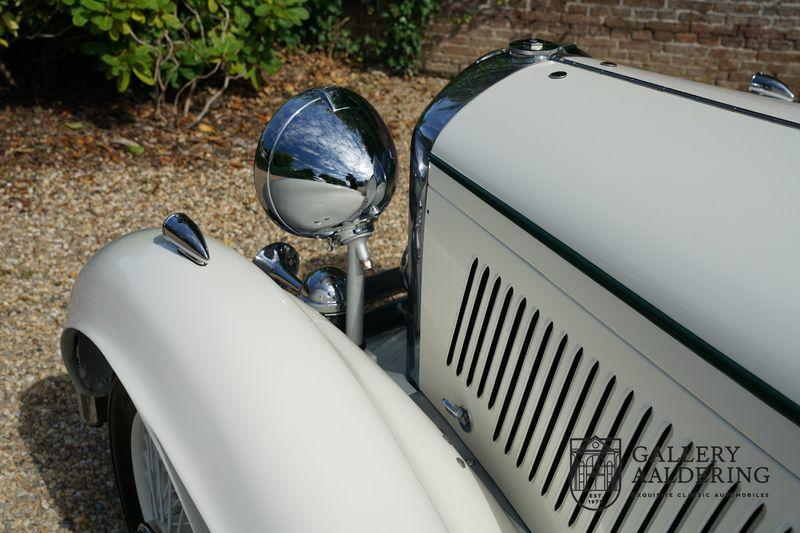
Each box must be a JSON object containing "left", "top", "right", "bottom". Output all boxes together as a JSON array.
[{"left": 0, "top": 53, "right": 447, "bottom": 530}]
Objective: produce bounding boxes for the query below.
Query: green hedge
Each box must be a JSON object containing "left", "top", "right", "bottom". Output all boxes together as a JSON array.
[
  {"left": 0, "top": 0, "right": 438, "bottom": 122},
  {"left": 297, "top": 0, "right": 439, "bottom": 74},
  {"left": 2, "top": 0, "right": 308, "bottom": 92}
]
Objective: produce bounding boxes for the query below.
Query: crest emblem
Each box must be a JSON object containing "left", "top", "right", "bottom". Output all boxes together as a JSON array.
[{"left": 570, "top": 436, "right": 621, "bottom": 510}]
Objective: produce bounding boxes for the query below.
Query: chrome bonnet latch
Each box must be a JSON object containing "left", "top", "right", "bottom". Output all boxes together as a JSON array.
[{"left": 443, "top": 398, "right": 472, "bottom": 433}]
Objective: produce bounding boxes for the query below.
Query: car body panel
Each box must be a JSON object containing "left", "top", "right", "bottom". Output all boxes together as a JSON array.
[
  {"left": 62, "top": 229, "right": 516, "bottom": 532},
  {"left": 424, "top": 164, "right": 800, "bottom": 477},
  {"left": 419, "top": 176, "right": 800, "bottom": 532},
  {"left": 432, "top": 58, "right": 800, "bottom": 411}
]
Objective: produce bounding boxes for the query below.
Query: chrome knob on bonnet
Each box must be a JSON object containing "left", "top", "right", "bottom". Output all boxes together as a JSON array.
[
  {"left": 253, "top": 86, "right": 397, "bottom": 243},
  {"left": 749, "top": 72, "right": 795, "bottom": 102}
]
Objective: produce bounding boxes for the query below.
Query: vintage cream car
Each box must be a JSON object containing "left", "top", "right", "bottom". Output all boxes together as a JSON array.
[{"left": 61, "top": 39, "right": 800, "bottom": 532}]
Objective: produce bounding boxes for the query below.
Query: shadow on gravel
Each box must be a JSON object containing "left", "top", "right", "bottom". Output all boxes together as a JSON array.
[{"left": 19, "top": 375, "right": 125, "bottom": 532}]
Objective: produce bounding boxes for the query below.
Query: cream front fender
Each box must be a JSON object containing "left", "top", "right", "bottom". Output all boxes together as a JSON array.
[{"left": 61, "top": 229, "right": 515, "bottom": 532}]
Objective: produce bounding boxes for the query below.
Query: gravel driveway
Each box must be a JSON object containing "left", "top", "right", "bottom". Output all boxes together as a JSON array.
[{"left": 0, "top": 53, "right": 446, "bottom": 531}]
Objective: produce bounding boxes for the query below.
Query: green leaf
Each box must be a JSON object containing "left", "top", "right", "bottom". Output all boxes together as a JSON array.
[
  {"left": 132, "top": 44, "right": 153, "bottom": 61},
  {"left": 126, "top": 143, "right": 145, "bottom": 155},
  {"left": 111, "top": 9, "right": 131, "bottom": 21},
  {"left": 133, "top": 67, "right": 155, "bottom": 86},
  {"left": 161, "top": 13, "right": 180, "bottom": 29},
  {"left": 291, "top": 7, "right": 309, "bottom": 21},
  {"left": 91, "top": 15, "right": 113, "bottom": 31},
  {"left": 65, "top": 121, "right": 84, "bottom": 130},
  {"left": 72, "top": 10, "right": 89, "bottom": 26},
  {"left": 178, "top": 67, "right": 197, "bottom": 81},
  {"left": 117, "top": 69, "right": 130, "bottom": 92},
  {"left": 2, "top": 13, "right": 20, "bottom": 32},
  {"left": 233, "top": 6, "right": 250, "bottom": 28},
  {"left": 253, "top": 4, "right": 271, "bottom": 17},
  {"left": 81, "top": 0, "right": 105, "bottom": 12},
  {"left": 100, "top": 53, "right": 119, "bottom": 66},
  {"left": 207, "top": 0, "right": 218, "bottom": 13}
]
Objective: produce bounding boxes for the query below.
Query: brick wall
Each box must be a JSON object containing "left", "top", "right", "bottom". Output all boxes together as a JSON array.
[{"left": 422, "top": 1, "right": 800, "bottom": 91}]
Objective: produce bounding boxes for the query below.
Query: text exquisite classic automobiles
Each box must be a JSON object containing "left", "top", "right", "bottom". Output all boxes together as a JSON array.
[{"left": 60, "top": 39, "right": 800, "bottom": 532}]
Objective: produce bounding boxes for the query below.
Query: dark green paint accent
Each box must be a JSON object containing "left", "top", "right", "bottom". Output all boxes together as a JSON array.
[
  {"left": 429, "top": 152, "right": 800, "bottom": 427},
  {"left": 554, "top": 56, "right": 800, "bottom": 132}
]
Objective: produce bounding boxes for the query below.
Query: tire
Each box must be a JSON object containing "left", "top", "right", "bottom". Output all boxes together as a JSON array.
[{"left": 108, "top": 379, "right": 193, "bottom": 532}]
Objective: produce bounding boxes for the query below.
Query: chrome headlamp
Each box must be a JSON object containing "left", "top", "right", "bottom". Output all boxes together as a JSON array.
[
  {"left": 253, "top": 86, "right": 397, "bottom": 345},
  {"left": 253, "top": 86, "right": 397, "bottom": 242}
]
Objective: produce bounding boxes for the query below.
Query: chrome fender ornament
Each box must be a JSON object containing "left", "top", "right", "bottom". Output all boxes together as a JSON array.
[{"left": 162, "top": 212, "right": 210, "bottom": 266}]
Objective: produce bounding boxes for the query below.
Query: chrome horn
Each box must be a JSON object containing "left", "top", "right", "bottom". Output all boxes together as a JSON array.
[
  {"left": 253, "top": 243, "right": 345, "bottom": 317},
  {"left": 253, "top": 242, "right": 301, "bottom": 292}
]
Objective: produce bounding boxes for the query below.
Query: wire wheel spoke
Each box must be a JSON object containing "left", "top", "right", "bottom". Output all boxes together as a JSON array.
[{"left": 131, "top": 414, "right": 192, "bottom": 532}]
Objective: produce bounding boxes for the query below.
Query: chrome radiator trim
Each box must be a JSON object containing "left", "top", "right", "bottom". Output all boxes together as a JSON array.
[{"left": 406, "top": 41, "right": 586, "bottom": 387}]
